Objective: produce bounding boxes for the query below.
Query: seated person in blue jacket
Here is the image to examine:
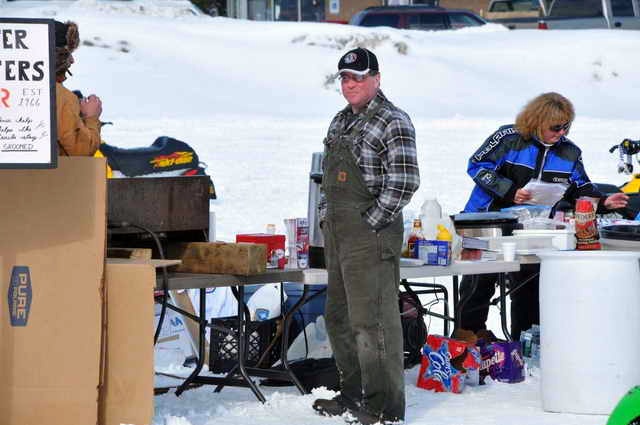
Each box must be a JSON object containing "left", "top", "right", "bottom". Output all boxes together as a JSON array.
[{"left": 460, "top": 92, "right": 628, "bottom": 340}]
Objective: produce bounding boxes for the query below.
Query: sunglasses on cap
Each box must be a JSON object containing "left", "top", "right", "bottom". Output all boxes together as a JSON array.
[
  {"left": 549, "top": 122, "right": 571, "bottom": 132},
  {"left": 339, "top": 71, "right": 376, "bottom": 82}
]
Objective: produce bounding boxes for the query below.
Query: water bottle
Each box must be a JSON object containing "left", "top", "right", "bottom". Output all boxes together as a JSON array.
[
  {"left": 520, "top": 329, "right": 532, "bottom": 358},
  {"left": 315, "top": 316, "right": 327, "bottom": 341},
  {"left": 530, "top": 324, "right": 540, "bottom": 368},
  {"left": 420, "top": 198, "right": 442, "bottom": 240},
  {"left": 530, "top": 342, "right": 540, "bottom": 369}
]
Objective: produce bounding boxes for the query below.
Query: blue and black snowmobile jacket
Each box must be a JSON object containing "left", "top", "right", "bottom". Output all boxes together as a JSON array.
[{"left": 464, "top": 124, "right": 603, "bottom": 212}]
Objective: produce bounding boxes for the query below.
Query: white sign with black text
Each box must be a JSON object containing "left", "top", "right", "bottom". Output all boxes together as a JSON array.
[{"left": 0, "top": 18, "right": 56, "bottom": 168}]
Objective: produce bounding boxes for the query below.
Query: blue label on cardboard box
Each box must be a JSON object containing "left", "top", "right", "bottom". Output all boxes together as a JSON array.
[
  {"left": 417, "top": 240, "right": 450, "bottom": 266},
  {"left": 7, "top": 266, "right": 32, "bottom": 327}
]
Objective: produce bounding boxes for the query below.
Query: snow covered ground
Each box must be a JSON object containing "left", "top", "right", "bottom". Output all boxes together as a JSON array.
[{"left": 3, "top": 1, "right": 640, "bottom": 424}]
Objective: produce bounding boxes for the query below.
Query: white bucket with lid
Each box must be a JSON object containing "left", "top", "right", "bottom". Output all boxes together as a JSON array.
[{"left": 538, "top": 250, "right": 640, "bottom": 415}]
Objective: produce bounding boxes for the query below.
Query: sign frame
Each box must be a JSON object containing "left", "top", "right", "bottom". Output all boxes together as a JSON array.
[{"left": 0, "top": 17, "right": 57, "bottom": 169}]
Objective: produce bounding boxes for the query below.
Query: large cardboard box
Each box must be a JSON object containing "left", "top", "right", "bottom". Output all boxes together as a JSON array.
[
  {"left": 99, "top": 262, "right": 155, "bottom": 425},
  {"left": 0, "top": 158, "right": 106, "bottom": 425}
]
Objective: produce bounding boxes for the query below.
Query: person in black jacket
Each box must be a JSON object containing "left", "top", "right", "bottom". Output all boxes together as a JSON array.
[{"left": 460, "top": 92, "right": 628, "bottom": 340}]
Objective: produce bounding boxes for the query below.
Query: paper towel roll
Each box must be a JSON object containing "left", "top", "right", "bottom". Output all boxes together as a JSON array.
[{"left": 208, "top": 211, "right": 216, "bottom": 242}]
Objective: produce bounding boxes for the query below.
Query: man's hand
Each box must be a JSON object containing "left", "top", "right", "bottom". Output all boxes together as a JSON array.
[
  {"left": 514, "top": 188, "right": 532, "bottom": 204},
  {"left": 604, "top": 192, "right": 629, "bottom": 210},
  {"left": 80, "top": 94, "right": 102, "bottom": 119}
]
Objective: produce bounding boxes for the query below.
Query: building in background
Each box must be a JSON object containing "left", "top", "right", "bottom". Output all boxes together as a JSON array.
[{"left": 438, "top": 0, "right": 486, "bottom": 14}]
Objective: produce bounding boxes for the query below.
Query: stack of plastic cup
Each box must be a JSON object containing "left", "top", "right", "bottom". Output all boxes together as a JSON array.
[
  {"left": 502, "top": 241, "right": 517, "bottom": 261},
  {"left": 283, "top": 218, "right": 298, "bottom": 269}
]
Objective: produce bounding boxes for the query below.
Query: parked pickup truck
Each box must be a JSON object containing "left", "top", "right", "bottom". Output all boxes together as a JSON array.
[{"left": 483, "top": 0, "right": 640, "bottom": 30}]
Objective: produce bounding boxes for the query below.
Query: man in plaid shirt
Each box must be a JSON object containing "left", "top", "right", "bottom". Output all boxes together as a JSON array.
[{"left": 313, "top": 47, "right": 419, "bottom": 425}]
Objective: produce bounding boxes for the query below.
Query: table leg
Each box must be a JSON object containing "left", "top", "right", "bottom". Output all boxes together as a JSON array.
[
  {"left": 235, "top": 285, "right": 266, "bottom": 402},
  {"left": 455, "top": 275, "right": 477, "bottom": 335},
  {"left": 211, "top": 286, "right": 266, "bottom": 402},
  {"left": 214, "top": 364, "right": 238, "bottom": 393},
  {"left": 442, "top": 286, "right": 450, "bottom": 337},
  {"left": 176, "top": 288, "right": 207, "bottom": 396},
  {"left": 452, "top": 275, "right": 459, "bottom": 334},
  {"left": 499, "top": 273, "right": 511, "bottom": 341},
  {"left": 280, "top": 284, "right": 311, "bottom": 394}
]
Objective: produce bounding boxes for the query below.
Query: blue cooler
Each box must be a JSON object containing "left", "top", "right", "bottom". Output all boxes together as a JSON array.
[{"left": 284, "top": 282, "right": 327, "bottom": 342}]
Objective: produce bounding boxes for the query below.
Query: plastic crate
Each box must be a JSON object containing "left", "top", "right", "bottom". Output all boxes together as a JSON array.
[{"left": 208, "top": 316, "right": 280, "bottom": 373}]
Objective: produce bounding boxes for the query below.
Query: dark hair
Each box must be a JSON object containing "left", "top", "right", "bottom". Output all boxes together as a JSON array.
[{"left": 54, "top": 21, "right": 79, "bottom": 79}]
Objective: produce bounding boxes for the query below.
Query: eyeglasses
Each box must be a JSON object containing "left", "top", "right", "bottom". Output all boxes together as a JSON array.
[
  {"left": 339, "top": 72, "right": 375, "bottom": 83},
  {"left": 549, "top": 122, "right": 571, "bottom": 132}
]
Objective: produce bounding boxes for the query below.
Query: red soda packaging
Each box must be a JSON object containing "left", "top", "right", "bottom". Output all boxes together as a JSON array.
[
  {"left": 236, "top": 233, "right": 286, "bottom": 269},
  {"left": 416, "top": 335, "right": 480, "bottom": 393},
  {"left": 575, "top": 197, "right": 601, "bottom": 250}
]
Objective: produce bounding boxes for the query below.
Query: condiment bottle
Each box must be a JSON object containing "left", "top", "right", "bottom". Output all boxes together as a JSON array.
[
  {"left": 407, "top": 218, "right": 424, "bottom": 259},
  {"left": 436, "top": 224, "right": 452, "bottom": 242},
  {"left": 436, "top": 224, "right": 453, "bottom": 264}
]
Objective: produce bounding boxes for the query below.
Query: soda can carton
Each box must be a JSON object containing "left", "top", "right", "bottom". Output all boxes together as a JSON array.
[
  {"left": 435, "top": 334, "right": 481, "bottom": 386},
  {"left": 416, "top": 335, "right": 475, "bottom": 393},
  {"left": 427, "top": 334, "right": 467, "bottom": 357},
  {"left": 236, "top": 233, "right": 286, "bottom": 269},
  {"left": 417, "top": 339, "right": 466, "bottom": 393},
  {"left": 479, "top": 340, "right": 525, "bottom": 384},
  {"left": 417, "top": 240, "right": 450, "bottom": 266}
]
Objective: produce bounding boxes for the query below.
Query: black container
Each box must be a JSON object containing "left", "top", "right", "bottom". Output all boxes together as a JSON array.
[
  {"left": 600, "top": 225, "right": 640, "bottom": 251},
  {"left": 601, "top": 225, "right": 640, "bottom": 241},
  {"left": 208, "top": 315, "right": 280, "bottom": 373},
  {"left": 307, "top": 152, "right": 325, "bottom": 268},
  {"left": 453, "top": 212, "right": 519, "bottom": 238}
]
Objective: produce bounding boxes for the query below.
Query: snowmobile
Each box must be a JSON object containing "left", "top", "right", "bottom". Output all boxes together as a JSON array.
[
  {"left": 609, "top": 138, "right": 640, "bottom": 193},
  {"left": 97, "top": 136, "right": 216, "bottom": 199},
  {"left": 591, "top": 138, "right": 640, "bottom": 219},
  {"left": 72, "top": 90, "right": 217, "bottom": 199}
]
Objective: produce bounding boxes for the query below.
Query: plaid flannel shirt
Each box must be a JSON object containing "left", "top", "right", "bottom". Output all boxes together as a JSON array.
[{"left": 319, "top": 90, "right": 420, "bottom": 230}]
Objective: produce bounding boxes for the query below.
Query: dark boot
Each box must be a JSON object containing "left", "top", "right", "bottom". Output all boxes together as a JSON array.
[
  {"left": 312, "top": 394, "right": 356, "bottom": 417},
  {"left": 344, "top": 407, "right": 403, "bottom": 425}
]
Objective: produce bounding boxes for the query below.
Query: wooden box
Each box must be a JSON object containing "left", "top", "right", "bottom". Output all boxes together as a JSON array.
[{"left": 170, "top": 242, "right": 266, "bottom": 275}]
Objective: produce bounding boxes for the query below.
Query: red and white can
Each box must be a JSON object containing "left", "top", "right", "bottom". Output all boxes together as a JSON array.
[{"left": 574, "top": 197, "right": 601, "bottom": 250}]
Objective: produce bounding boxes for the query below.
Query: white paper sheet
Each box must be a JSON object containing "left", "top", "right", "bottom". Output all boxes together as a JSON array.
[{"left": 522, "top": 180, "right": 568, "bottom": 206}]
